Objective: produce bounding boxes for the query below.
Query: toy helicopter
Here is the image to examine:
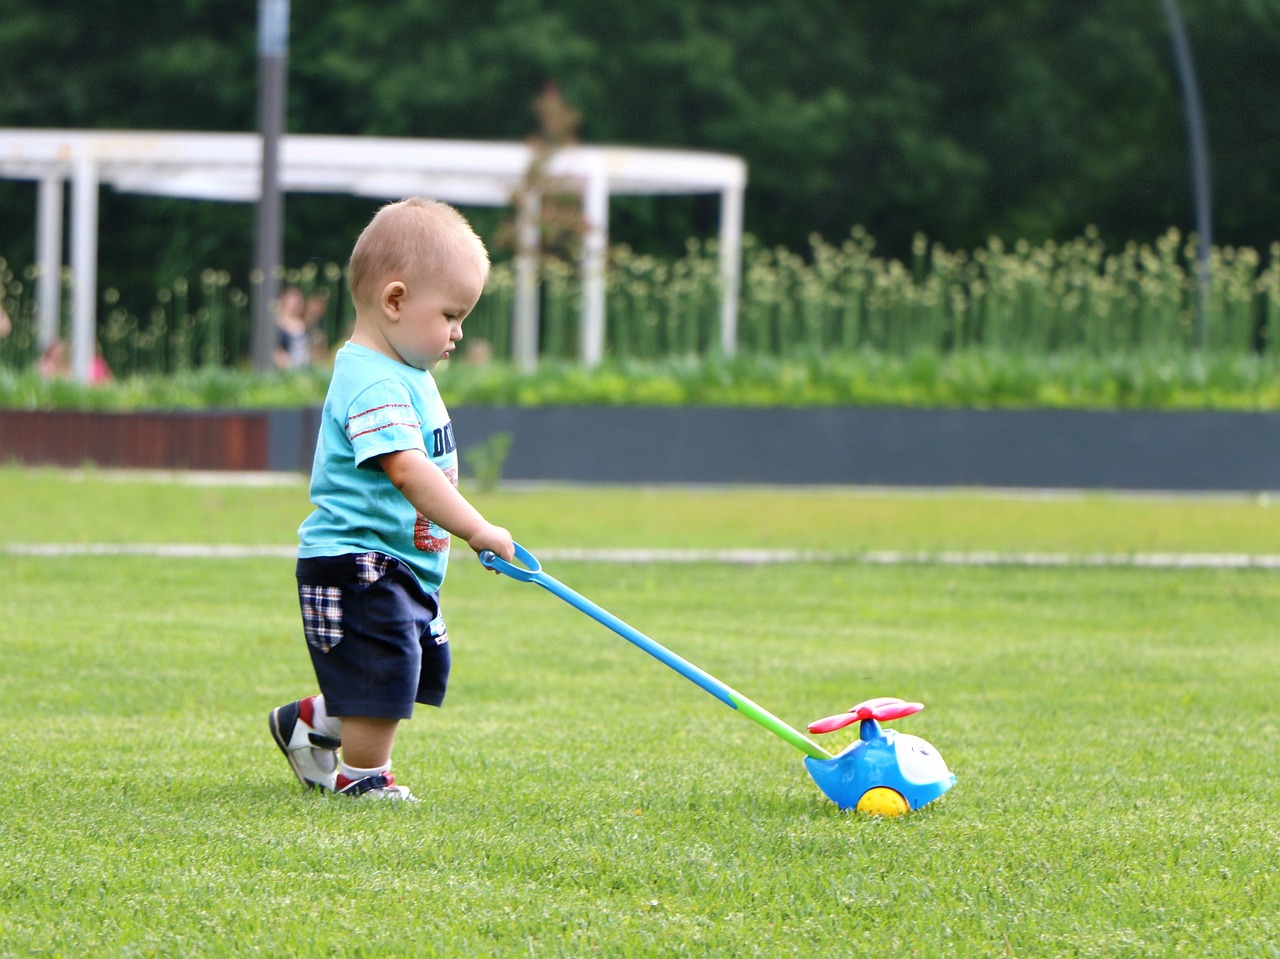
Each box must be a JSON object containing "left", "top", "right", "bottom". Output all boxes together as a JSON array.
[{"left": 805, "top": 696, "right": 956, "bottom": 815}]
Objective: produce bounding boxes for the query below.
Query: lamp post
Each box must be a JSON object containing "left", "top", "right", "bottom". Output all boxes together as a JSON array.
[
  {"left": 1161, "top": 0, "right": 1211, "bottom": 349},
  {"left": 252, "top": 0, "right": 289, "bottom": 371}
]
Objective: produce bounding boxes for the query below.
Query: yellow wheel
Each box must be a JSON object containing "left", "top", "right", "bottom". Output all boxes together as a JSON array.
[{"left": 855, "top": 787, "right": 909, "bottom": 817}]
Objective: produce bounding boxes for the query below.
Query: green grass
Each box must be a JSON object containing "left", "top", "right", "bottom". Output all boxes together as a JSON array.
[
  {"left": 5, "top": 465, "right": 1280, "bottom": 554},
  {"left": 1, "top": 470, "right": 1277, "bottom": 957}
]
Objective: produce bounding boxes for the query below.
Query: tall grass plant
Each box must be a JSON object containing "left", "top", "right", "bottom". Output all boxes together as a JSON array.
[{"left": 4, "top": 228, "right": 1279, "bottom": 380}]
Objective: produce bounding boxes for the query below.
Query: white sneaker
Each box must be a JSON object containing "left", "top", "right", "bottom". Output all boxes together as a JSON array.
[
  {"left": 269, "top": 697, "right": 340, "bottom": 791},
  {"left": 336, "top": 771, "right": 418, "bottom": 802}
]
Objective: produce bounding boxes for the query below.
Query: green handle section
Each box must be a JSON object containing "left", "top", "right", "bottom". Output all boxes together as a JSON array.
[{"left": 729, "top": 694, "right": 832, "bottom": 760}]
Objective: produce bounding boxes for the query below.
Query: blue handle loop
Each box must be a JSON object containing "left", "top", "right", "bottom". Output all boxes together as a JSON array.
[{"left": 479, "top": 541, "right": 542, "bottom": 582}]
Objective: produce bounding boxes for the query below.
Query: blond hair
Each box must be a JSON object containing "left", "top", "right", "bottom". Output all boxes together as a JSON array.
[{"left": 348, "top": 197, "right": 490, "bottom": 307}]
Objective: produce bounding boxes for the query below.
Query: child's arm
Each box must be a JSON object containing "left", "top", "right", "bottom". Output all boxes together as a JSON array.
[{"left": 379, "top": 449, "right": 515, "bottom": 560}]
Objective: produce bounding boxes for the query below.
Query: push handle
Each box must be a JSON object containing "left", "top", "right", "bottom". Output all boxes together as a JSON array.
[
  {"left": 478, "top": 541, "right": 543, "bottom": 583},
  {"left": 477, "top": 540, "right": 833, "bottom": 762}
]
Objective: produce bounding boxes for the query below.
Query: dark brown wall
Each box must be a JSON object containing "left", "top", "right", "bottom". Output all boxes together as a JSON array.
[{"left": 0, "top": 410, "right": 271, "bottom": 471}]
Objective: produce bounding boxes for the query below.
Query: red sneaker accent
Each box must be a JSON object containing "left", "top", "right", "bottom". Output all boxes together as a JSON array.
[
  {"left": 298, "top": 695, "right": 317, "bottom": 727},
  {"left": 336, "top": 771, "right": 396, "bottom": 794}
]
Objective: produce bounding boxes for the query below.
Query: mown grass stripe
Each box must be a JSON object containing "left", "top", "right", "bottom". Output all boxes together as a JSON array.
[{"left": 6, "top": 541, "right": 1280, "bottom": 569}]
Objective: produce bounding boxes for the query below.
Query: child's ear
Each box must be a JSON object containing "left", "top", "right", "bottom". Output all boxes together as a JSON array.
[{"left": 382, "top": 280, "right": 407, "bottom": 319}]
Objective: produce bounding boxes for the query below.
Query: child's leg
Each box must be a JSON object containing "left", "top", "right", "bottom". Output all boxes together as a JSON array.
[
  {"left": 334, "top": 715, "right": 416, "bottom": 800},
  {"left": 339, "top": 716, "right": 400, "bottom": 769}
]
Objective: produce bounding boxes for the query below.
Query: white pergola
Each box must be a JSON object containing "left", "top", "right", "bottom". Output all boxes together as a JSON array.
[{"left": 0, "top": 129, "right": 747, "bottom": 380}]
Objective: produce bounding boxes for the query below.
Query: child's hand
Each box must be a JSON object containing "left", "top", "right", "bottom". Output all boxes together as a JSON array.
[{"left": 468, "top": 523, "right": 515, "bottom": 562}]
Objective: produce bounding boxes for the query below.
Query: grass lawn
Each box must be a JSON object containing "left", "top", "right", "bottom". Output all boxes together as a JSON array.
[
  {"left": 1, "top": 469, "right": 1277, "bottom": 957},
  {"left": 6, "top": 465, "right": 1280, "bottom": 554}
]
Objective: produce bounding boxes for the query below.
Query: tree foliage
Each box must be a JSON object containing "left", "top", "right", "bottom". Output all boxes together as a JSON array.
[{"left": 0, "top": 0, "right": 1276, "bottom": 304}]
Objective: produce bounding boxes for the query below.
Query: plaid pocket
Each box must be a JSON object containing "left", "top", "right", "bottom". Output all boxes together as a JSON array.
[
  {"left": 300, "top": 584, "right": 343, "bottom": 653},
  {"left": 355, "top": 551, "right": 393, "bottom": 585}
]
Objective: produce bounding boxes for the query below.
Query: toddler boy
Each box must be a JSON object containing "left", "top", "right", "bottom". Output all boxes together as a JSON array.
[{"left": 269, "top": 197, "right": 515, "bottom": 800}]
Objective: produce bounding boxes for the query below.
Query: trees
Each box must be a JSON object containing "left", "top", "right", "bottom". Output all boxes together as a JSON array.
[{"left": 0, "top": 0, "right": 1275, "bottom": 306}]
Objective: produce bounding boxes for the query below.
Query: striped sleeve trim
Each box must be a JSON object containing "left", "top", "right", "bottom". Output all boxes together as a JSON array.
[
  {"left": 349, "top": 420, "right": 423, "bottom": 440},
  {"left": 347, "top": 403, "right": 421, "bottom": 440}
]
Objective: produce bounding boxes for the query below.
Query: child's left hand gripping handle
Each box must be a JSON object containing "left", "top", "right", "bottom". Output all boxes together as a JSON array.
[{"left": 479, "top": 541, "right": 543, "bottom": 582}]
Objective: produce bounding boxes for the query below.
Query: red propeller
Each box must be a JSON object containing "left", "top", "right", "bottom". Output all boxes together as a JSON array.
[{"left": 807, "top": 696, "right": 924, "bottom": 734}]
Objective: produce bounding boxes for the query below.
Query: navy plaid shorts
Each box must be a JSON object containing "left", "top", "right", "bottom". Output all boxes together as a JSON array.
[{"left": 295, "top": 552, "right": 450, "bottom": 720}]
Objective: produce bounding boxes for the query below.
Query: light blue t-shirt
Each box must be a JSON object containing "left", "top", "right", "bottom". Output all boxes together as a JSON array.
[{"left": 298, "top": 342, "right": 458, "bottom": 593}]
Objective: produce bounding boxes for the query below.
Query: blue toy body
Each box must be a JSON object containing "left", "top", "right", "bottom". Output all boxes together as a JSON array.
[{"left": 804, "top": 716, "right": 956, "bottom": 812}]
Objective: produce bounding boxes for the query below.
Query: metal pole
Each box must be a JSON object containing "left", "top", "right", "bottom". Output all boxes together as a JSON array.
[
  {"left": 1161, "top": 0, "right": 1212, "bottom": 349},
  {"left": 35, "top": 174, "right": 64, "bottom": 352},
  {"left": 252, "top": 0, "right": 289, "bottom": 371}
]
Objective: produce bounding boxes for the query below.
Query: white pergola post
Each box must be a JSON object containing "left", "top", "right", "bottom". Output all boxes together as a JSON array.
[
  {"left": 512, "top": 189, "right": 541, "bottom": 373},
  {"left": 718, "top": 183, "right": 744, "bottom": 357},
  {"left": 70, "top": 158, "right": 99, "bottom": 382},
  {"left": 36, "top": 173, "right": 64, "bottom": 351},
  {"left": 579, "top": 168, "right": 609, "bottom": 368}
]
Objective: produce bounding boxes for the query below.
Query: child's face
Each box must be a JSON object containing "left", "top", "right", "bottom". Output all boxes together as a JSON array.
[{"left": 385, "top": 255, "right": 486, "bottom": 371}]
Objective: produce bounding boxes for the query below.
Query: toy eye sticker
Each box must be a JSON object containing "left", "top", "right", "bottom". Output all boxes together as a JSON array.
[{"left": 896, "top": 735, "right": 950, "bottom": 784}]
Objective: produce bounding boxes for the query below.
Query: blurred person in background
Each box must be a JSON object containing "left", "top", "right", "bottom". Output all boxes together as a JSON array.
[{"left": 274, "top": 286, "right": 311, "bottom": 369}]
